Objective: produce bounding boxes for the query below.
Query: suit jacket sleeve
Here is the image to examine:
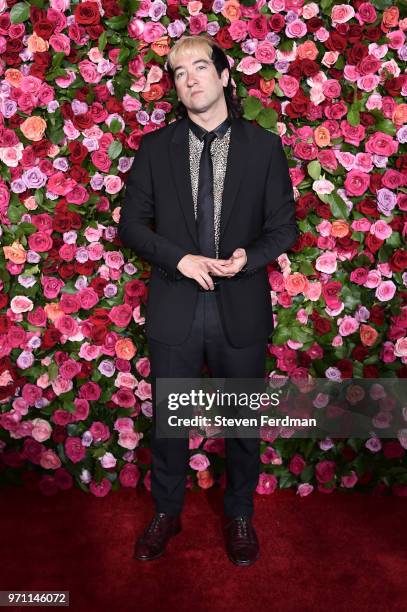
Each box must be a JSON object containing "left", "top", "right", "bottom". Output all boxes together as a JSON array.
[
  {"left": 243, "top": 134, "right": 299, "bottom": 274},
  {"left": 117, "top": 136, "right": 190, "bottom": 275}
]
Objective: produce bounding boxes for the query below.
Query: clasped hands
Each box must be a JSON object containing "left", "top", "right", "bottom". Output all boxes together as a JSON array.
[{"left": 177, "top": 248, "right": 247, "bottom": 291}]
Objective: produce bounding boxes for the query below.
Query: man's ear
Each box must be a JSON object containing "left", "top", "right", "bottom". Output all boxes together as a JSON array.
[{"left": 222, "top": 67, "right": 230, "bottom": 88}]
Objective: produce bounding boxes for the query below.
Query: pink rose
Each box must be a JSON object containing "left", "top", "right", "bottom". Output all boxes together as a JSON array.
[
  {"left": 104, "top": 175, "right": 123, "bottom": 194},
  {"left": 189, "top": 453, "right": 210, "bottom": 471},
  {"left": 256, "top": 473, "right": 278, "bottom": 494},
  {"left": 49, "top": 33, "right": 71, "bottom": 54},
  {"left": 31, "top": 418, "right": 52, "bottom": 442},
  {"left": 279, "top": 75, "right": 300, "bottom": 98},
  {"left": 136, "top": 357, "right": 150, "bottom": 377},
  {"left": 254, "top": 40, "right": 276, "bottom": 64},
  {"left": 236, "top": 56, "right": 262, "bottom": 75},
  {"left": 341, "top": 470, "right": 358, "bottom": 488},
  {"left": 10, "top": 295, "right": 34, "bottom": 314},
  {"left": 344, "top": 170, "right": 370, "bottom": 196},
  {"left": 315, "top": 460, "right": 336, "bottom": 483},
  {"left": 40, "top": 449, "right": 62, "bottom": 470},
  {"left": 315, "top": 251, "right": 337, "bottom": 274},
  {"left": 65, "top": 436, "right": 86, "bottom": 463},
  {"left": 79, "top": 60, "right": 102, "bottom": 84},
  {"left": 297, "top": 483, "right": 313, "bottom": 496},
  {"left": 118, "top": 430, "right": 143, "bottom": 449},
  {"left": 135, "top": 380, "right": 151, "bottom": 400},
  {"left": 189, "top": 13, "right": 207, "bottom": 34},
  {"left": 365, "top": 132, "right": 398, "bottom": 157},
  {"left": 89, "top": 478, "right": 112, "bottom": 497},
  {"left": 119, "top": 463, "right": 140, "bottom": 487},
  {"left": 109, "top": 304, "right": 133, "bottom": 327},
  {"left": 375, "top": 280, "right": 396, "bottom": 302},
  {"left": 288, "top": 454, "right": 306, "bottom": 475},
  {"left": 54, "top": 314, "right": 79, "bottom": 337},
  {"left": 228, "top": 19, "right": 247, "bottom": 42},
  {"left": 91, "top": 150, "right": 112, "bottom": 172},
  {"left": 338, "top": 315, "right": 359, "bottom": 336},
  {"left": 79, "top": 381, "right": 102, "bottom": 401}
]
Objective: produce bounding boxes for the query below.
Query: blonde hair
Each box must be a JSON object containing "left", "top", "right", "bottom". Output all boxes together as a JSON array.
[{"left": 166, "top": 35, "right": 215, "bottom": 72}]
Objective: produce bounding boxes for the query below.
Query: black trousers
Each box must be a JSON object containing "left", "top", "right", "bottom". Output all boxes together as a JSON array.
[{"left": 147, "top": 290, "right": 267, "bottom": 518}]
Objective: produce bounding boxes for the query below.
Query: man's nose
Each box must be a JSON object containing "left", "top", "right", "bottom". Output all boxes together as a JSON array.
[{"left": 187, "top": 72, "right": 198, "bottom": 87}]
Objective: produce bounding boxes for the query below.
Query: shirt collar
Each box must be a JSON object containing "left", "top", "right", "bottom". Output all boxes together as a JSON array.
[{"left": 188, "top": 115, "right": 232, "bottom": 141}]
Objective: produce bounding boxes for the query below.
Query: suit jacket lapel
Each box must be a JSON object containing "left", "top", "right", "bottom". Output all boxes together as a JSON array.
[{"left": 168, "top": 116, "right": 249, "bottom": 251}]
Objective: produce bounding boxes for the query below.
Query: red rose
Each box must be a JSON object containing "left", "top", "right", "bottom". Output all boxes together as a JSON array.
[
  {"left": 365, "top": 26, "right": 381, "bottom": 42},
  {"left": 326, "top": 31, "right": 347, "bottom": 53},
  {"left": 336, "top": 359, "right": 353, "bottom": 379},
  {"left": 215, "top": 26, "right": 234, "bottom": 49},
  {"left": 383, "top": 441, "right": 405, "bottom": 459},
  {"left": 247, "top": 15, "right": 268, "bottom": 40},
  {"left": 72, "top": 112, "right": 94, "bottom": 131},
  {"left": 307, "top": 17, "right": 324, "bottom": 33},
  {"left": 74, "top": 2, "right": 100, "bottom": 25},
  {"left": 33, "top": 19, "right": 54, "bottom": 39},
  {"left": 288, "top": 454, "right": 306, "bottom": 475},
  {"left": 363, "top": 364, "right": 379, "bottom": 378},
  {"left": 68, "top": 141, "right": 88, "bottom": 164},
  {"left": 365, "top": 233, "right": 383, "bottom": 253},
  {"left": 269, "top": 13, "right": 285, "bottom": 32},
  {"left": 389, "top": 249, "right": 407, "bottom": 272},
  {"left": 351, "top": 345, "right": 369, "bottom": 362},
  {"left": 312, "top": 315, "right": 331, "bottom": 335},
  {"left": 369, "top": 304, "right": 384, "bottom": 327},
  {"left": 315, "top": 460, "right": 336, "bottom": 483}
]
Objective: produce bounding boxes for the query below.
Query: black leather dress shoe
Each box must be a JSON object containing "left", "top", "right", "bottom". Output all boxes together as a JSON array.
[
  {"left": 223, "top": 516, "right": 259, "bottom": 566},
  {"left": 134, "top": 513, "right": 182, "bottom": 561}
]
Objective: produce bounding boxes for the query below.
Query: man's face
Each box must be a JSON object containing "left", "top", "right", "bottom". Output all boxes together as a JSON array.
[{"left": 171, "top": 47, "right": 229, "bottom": 114}]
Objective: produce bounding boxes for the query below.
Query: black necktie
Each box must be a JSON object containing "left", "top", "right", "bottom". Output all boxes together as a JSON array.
[{"left": 197, "top": 131, "right": 217, "bottom": 258}]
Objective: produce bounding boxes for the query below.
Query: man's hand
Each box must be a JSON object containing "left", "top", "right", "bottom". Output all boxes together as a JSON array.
[
  {"left": 206, "top": 248, "right": 247, "bottom": 278},
  {"left": 177, "top": 249, "right": 247, "bottom": 290},
  {"left": 177, "top": 254, "right": 234, "bottom": 290}
]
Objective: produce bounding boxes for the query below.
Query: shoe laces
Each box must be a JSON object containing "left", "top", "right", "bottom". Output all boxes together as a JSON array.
[
  {"left": 234, "top": 517, "right": 250, "bottom": 540},
  {"left": 146, "top": 513, "right": 167, "bottom": 535}
]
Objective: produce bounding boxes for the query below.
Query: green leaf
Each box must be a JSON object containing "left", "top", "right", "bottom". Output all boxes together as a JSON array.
[
  {"left": 98, "top": 31, "right": 107, "bottom": 52},
  {"left": 347, "top": 103, "right": 360, "bottom": 126},
  {"left": 109, "top": 119, "right": 122, "bottom": 134},
  {"left": 242, "top": 96, "right": 263, "bottom": 120},
  {"left": 105, "top": 15, "right": 129, "bottom": 30},
  {"left": 10, "top": 2, "right": 30, "bottom": 23},
  {"left": 118, "top": 48, "right": 130, "bottom": 64},
  {"left": 256, "top": 107, "right": 277, "bottom": 129},
  {"left": 307, "top": 160, "right": 321, "bottom": 180},
  {"left": 108, "top": 140, "right": 123, "bottom": 160},
  {"left": 329, "top": 193, "right": 349, "bottom": 219}
]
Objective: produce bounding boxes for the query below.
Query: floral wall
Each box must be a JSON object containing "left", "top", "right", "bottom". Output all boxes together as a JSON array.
[{"left": 0, "top": 0, "right": 406, "bottom": 498}]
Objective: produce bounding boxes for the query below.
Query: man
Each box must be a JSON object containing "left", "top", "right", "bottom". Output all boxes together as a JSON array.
[{"left": 118, "top": 34, "right": 299, "bottom": 566}]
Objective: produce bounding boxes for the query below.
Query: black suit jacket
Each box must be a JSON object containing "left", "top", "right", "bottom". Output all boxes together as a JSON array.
[{"left": 118, "top": 116, "right": 299, "bottom": 347}]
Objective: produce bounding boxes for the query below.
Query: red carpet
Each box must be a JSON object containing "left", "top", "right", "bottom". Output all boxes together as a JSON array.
[{"left": 1, "top": 485, "right": 406, "bottom": 612}]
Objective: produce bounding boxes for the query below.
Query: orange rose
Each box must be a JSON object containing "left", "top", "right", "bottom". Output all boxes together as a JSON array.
[
  {"left": 221, "top": 0, "right": 241, "bottom": 22},
  {"left": 197, "top": 469, "right": 214, "bottom": 489},
  {"left": 392, "top": 104, "right": 407, "bottom": 126},
  {"left": 5, "top": 69, "right": 23, "bottom": 88},
  {"left": 259, "top": 78, "right": 275, "bottom": 96},
  {"left": 330, "top": 220, "right": 349, "bottom": 238},
  {"left": 284, "top": 272, "right": 309, "bottom": 296},
  {"left": 297, "top": 40, "right": 318, "bottom": 61},
  {"left": 141, "top": 83, "right": 164, "bottom": 102},
  {"left": 3, "top": 241, "right": 27, "bottom": 264},
  {"left": 151, "top": 36, "right": 170, "bottom": 57},
  {"left": 27, "top": 32, "right": 49, "bottom": 53},
  {"left": 360, "top": 324, "right": 379, "bottom": 347},
  {"left": 115, "top": 338, "right": 137, "bottom": 360},
  {"left": 382, "top": 7, "right": 399, "bottom": 31},
  {"left": 20, "top": 116, "right": 47, "bottom": 142},
  {"left": 44, "top": 303, "right": 64, "bottom": 322},
  {"left": 314, "top": 126, "right": 331, "bottom": 147}
]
